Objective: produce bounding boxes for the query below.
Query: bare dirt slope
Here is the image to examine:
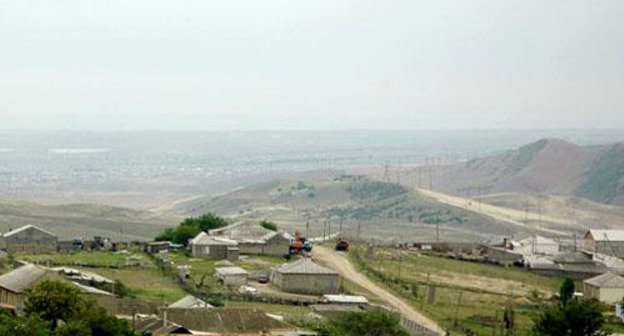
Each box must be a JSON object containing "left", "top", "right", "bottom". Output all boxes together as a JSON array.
[
  {"left": 428, "top": 138, "right": 624, "bottom": 206},
  {"left": 0, "top": 201, "right": 179, "bottom": 241},
  {"left": 313, "top": 245, "right": 444, "bottom": 335},
  {"left": 414, "top": 188, "right": 575, "bottom": 235}
]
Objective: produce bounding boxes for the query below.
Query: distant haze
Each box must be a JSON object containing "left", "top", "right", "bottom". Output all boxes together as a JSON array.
[{"left": 1, "top": 1, "right": 623, "bottom": 130}]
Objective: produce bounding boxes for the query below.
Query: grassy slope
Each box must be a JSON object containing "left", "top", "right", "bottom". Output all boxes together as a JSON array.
[
  {"left": 576, "top": 143, "right": 624, "bottom": 204},
  {"left": 0, "top": 201, "right": 179, "bottom": 241},
  {"left": 350, "top": 246, "right": 563, "bottom": 336},
  {"left": 172, "top": 176, "right": 524, "bottom": 242}
]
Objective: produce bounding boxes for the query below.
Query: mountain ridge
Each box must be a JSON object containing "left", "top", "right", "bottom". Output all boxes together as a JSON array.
[{"left": 433, "top": 138, "right": 624, "bottom": 205}]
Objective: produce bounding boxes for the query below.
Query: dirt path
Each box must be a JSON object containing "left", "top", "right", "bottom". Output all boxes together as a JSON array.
[
  {"left": 313, "top": 245, "right": 444, "bottom": 335},
  {"left": 414, "top": 187, "right": 571, "bottom": 236}
]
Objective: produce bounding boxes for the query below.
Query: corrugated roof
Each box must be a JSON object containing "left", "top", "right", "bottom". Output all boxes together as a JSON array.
[
  {"left": 274, "top": 259, "right": 338, "bottom": 275},
  {"left": 164, "top": 308, "right": 294, "bottom": 333},
  {"left": 71, "top": 282, "right": 113, "bottom": 296},
  {"left": 215, "top": 267, "right": 249, "bottom": 276},
  {"left": 2, "top": 224, "right": 56, "bottom": 238},
  {"left": 0, "top": 264, "right": 48, "bottom": 293},
  {"left": 584, "top": 273, "right": 624, "bottom": 288},
  {"left": 322, "top": 295, "right": 369, "bottom": 304},
  {"left": 169, "top": 295, "right": 214, "bottom": 309},
  {"left": 587, "top": 230, "right": 624, "bottom": 242}
]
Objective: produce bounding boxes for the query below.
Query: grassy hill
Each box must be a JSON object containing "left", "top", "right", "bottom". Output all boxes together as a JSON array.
[
  {"left": 170, "top": 175, "right": 538, "bottom": 243},
  {"left": 0, "top": 201, "right": 179, "bottom": 241}
]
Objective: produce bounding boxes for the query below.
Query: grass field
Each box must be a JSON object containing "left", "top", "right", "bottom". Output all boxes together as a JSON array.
[
  {"left": 350, "top": 246, "right": 566, "bottom": 336},
  {"left": 21, "top": 250, "right": 139, "bottom": 268}
]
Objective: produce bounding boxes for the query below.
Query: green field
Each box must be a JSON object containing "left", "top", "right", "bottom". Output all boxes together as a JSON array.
[
  {"left": 350, "top": 246, "right": 566, "bottom": 336},
  {"left": 21, "top": 250, "right": 139, "bottom": 268}
]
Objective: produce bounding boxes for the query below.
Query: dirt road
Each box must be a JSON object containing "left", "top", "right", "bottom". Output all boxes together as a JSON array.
[
  {"left": 313, "top": 245, "right": 444, "bottom": 335},
  {"left": 414, "top": 187, "right": 571, "bottom": 235}
]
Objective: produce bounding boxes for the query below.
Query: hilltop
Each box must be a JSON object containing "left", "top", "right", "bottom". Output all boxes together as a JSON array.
[
  {"left": 0, "top": 201, "right": 179, "bottom": 241},
  {"left": 430, "top": 138, "right": 624, "bottom": 206},
  {"left": 169, "top": 175, "right": 543, "bottom": 243}
]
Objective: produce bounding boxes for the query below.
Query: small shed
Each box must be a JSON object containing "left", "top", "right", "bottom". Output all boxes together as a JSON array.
[
  {"left": 270, "top": 258, "right": 339, "bottom": 295},
  {"left": 0, "top": 225, "right": 57, "bottom": 254},
  {"left": 190, "top": 232, "right": 239, "bottom": 261},
  {"left": 146, "top": 241, "right": 170, "bottom": 254},
  {"left": 215, "top": 266, "right": 249, "bottom": 287},
  {"left": 584, "top": 273, "right": 624, "bottom": 304}
]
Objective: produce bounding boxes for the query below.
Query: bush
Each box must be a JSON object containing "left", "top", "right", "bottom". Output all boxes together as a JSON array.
[
  {"left": 156, "top": 213, "right": 229, "bottom": 245},
  {"left": 307, "top": 311, "right": 409, "bottom": 336},
  {"left": 260, "top": 220, "right": 278, "bottom": 231}
]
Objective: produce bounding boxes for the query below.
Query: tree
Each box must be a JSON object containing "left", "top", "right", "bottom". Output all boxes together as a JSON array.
[
  {"left": 156, "top": 213, "right": 229, "bottom": 245},
  {"left": 309, "top": 312, "right": 409, "bottom": 336},
  {"left": 533, "top": 299, "right": 609, "bottom": 336},
  {"left": 23, "top": 280, "right": 140, "bottom": 336},
  {"left": 0, "top": 311, "right": 50, "bottom": 336},
  {"left": 260, "top": 220, "right": 278, "bottom": 231},
  {"left": 560, "top": 278, "right": 575, "bottom": 306},
  {"left": 24, "top": 280, "right": 85, "bottom": 330}
]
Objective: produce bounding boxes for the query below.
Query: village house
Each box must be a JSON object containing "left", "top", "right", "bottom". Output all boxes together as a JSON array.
[
  {"left": 210, "top": 222, "right": 293, "bottom": 256},
  {"left": 0, "top": 264, "right": 112, "bottom": 308},
  {"left": 583, "top": 272, "right": 624, "bottom": 304},
  {"left": 270, "top": 258, "right": 339, "bottom": 295},
  {"left": 190, "top": 232, "right": 239, "bottom": 261},
  {"left": 584, "top": 230, "right": 624, "bottom": 256},
  {"left": 0, "top": 224, "right": 57, "bottom": 254},
  {"left": 515, "top": 235, "right": 559, "bottom": 255},
  {"left": 215, "top": 266, "right": 249, "bottom": 287},
  {"left": 162, "top": 307, "right": 313, "bottom": 335},
  {"left": 0, "top": 264, "right": 50, "bottom": 307}
]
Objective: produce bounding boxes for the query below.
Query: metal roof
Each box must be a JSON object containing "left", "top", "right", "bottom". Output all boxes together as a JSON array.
[
  {"left": 2, "top": 224, "right": 56, "bottom": 238},
  {"left": 168, "top": 295, "right": 214, "bottom": 309},
  {"left": 0, "top": 264, "right": 48, "bottom": 293},
  {"left": 215, "top": 267, "right": 249, "bottom": 276},
  {"left": 587, "top": 230, "right": 624, "bottom": 242},
  {"left": 71, "top": 282, "right": 113, "bottom": 296},
  {"left": 274, "top": 259, "right": 338, "bottom": 275},
  {"left": 322, "top": 295, "right": 369, "bottom": 304},
  {"left": 584, "top": 273, "right": 624, "bottom": 288},
  {"left": 190, "top": 232, "right": 238, "bottom": 246}
]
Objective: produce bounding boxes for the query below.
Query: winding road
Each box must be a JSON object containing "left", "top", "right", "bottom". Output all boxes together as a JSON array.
[{"left": 313, "top": 245, "right": 444, "bottom": 335}]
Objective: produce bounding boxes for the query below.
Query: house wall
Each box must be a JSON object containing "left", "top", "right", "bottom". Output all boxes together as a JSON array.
[
  {"left": 273, "top": 272, "right": 339, "bottom": 295},
  {"left": 488, "top": 248, "right": 523, "bottom": 265},
  {"left": 0, "top": 289, "right": 24, "bottom": 306},
  {"left": 516, "top": 243, "right": 559, "bottom": 256},
  {"left": 584, "top": 237, "right": 596, "bottom": 252},
  {"left": 238, "top": 243, "right": 265, "bottom": 255},
  {"left": 191, "top": 244, "right": 229, "bottom": 260},
  {"left": 3, "top": 228, "right": 57, "bottom": 254},
  {"left": 219, "top": 274, "right": 248, "bottom": 287},
  {"left": 598, "top": 287, "right": 624, "bottom": 304},
  {"left": 264, "top": 235, "right": 291, "bottom": 256},
  {"left": 593, "top": 241, "right": 624, "bottom": 256}
]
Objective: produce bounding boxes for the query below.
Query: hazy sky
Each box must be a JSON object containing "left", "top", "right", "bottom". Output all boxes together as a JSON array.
[{"left": 1, "top": 1, "right": 623, "bottom": 130}]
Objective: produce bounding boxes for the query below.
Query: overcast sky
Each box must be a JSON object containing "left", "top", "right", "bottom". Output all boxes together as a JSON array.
[{"left": 1, "top": 1, "right": 623, "bottom": 130}]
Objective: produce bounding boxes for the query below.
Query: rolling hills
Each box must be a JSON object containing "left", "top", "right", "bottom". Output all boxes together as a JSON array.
[
  {"left": 0, "top": 201, "right": 179, "bottom": 241},
  {"left": 170, "top": 175, "right": 543, "bottom": 243}
]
